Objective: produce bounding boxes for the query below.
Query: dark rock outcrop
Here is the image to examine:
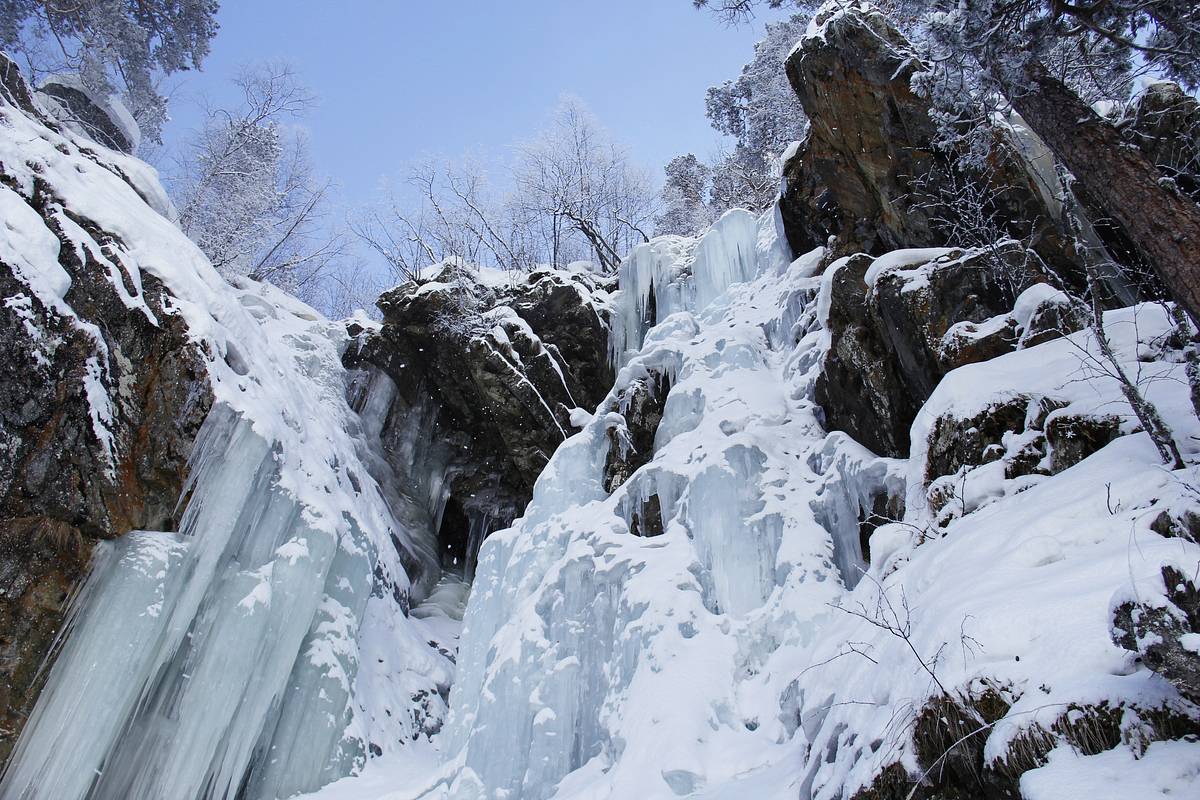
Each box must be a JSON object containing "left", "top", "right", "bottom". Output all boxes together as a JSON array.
[
  {"left": 603, "top": 373, "right": 670, "bottom": 495},
  {"left": 0, "top": 61, "right": 211, "bottom": 758},
  {"left": 855, "top": 686, "right": 1197, "bottom": 800},
  {"left": 36, "top": 76, "right": 138, "bottom": 154},
  {"left": 780, "top": 5, "right": 1074, "bottom": 277},
  {"left": 921, "top": 395, "right": 1125, "bottom": 524},
  {"left": 349, "top": 265, "right": 614, "bottom": 550},
  {"left": 816, "top": 246, "right": 1039, "bottom": 457},
  {"left": 1112, "top": 563, "right": 1200, "bottom": 705}
]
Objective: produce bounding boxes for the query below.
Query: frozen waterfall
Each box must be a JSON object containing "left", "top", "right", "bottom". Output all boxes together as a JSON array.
[
  {"left": 376, "top": 205, "right": 907, "bottom": 800},
  {"left": 1, "top": 293, "right": 452, "bottom": 800}
]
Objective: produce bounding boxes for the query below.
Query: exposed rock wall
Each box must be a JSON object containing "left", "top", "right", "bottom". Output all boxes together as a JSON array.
[
  {"left": 780, "top": 6, "right": 1072, "bottom": 275},
  {"left": 347, "top": 264, "right": 614, "bottom": 562},
  {"left": 814, "top": 245, "right": 1078, "bottom": 456}
]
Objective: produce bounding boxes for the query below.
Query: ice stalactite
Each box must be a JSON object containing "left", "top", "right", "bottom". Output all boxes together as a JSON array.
[
  {"left": 4, "top": 406, "right": 348, "bottom": 799},
  {"left": 609, "top": 208, "right": 789, "bottom": 369},
  {"left": 0, "top": 77, "right": 460, "bottom": 800}
]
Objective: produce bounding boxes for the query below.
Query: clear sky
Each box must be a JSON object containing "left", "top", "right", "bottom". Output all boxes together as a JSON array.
[{"left": 158, "top": 1, "right": 791, "bottom": 204}]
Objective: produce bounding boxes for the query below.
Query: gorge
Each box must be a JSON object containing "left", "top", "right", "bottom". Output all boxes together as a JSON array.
[{"left": 2, "top": 4, "right": 1200, "bottom": 800}]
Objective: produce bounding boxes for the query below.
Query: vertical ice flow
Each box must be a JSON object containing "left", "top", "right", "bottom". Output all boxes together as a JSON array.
[{"left": 434, "top": 205, "right": 868, "bottom": 799}]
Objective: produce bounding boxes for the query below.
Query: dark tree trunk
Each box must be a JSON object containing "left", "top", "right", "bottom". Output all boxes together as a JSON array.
[{"left": 999, "top": 59, "right": 1200, "bottom": 325}]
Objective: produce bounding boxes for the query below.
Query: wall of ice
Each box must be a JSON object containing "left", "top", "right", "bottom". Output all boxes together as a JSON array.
[
  {"left": 416, "top": 206, "right": 907, "bottom": 799},
  {"left": 0, "top": 88, "right": 453, "bottom": 800}
]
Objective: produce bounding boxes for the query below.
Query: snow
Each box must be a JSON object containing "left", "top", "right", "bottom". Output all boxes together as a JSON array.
[
  {"left": 1020, "top": 739, "right": 1200, "bottom": 799},
  {"left": 6, "top": 61, "right": 1200, "bottom": 800},
  {"left": 305, "top": 196, "right": 1199, "bottom": 800},
  {"left": 862, "top": 247, "right": 956, "bottom": 288}
]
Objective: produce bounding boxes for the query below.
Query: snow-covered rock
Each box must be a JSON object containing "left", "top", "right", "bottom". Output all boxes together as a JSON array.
[{"left": 346, "top": 261, "right": 615, "bottom": 579}]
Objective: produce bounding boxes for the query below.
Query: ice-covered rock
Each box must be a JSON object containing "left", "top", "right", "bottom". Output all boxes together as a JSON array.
[
  {"left": 0, "top": 57, "right": 210, "bottom": 758},
  {"left": 0, "top": 57, "right": 452, "bottom": 799}
]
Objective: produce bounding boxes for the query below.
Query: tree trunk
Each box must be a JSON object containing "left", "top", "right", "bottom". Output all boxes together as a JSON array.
[{"left": 1000, "top": 59, "right": 1200, "bottom": 325}]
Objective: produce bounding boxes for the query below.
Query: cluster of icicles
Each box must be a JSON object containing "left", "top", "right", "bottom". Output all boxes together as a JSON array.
[{"left": 2, "top": 367, "right": 454, "bottom": 799}]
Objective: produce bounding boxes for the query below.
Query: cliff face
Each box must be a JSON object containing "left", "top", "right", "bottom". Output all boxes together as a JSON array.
[
  {"left": 0, "top": 55, "right": 462, "bottom": 799},
  {"left": 780, "top": 5, "right": 1078, "bottom": 279},
  {"left": 347, "top": 263, "right": 614, "bottom": 573},
  {"left": 1, "top": 6, "right": 1199, "bottom": 799},
  {"left": 0, "top": 55, "right": 211, "bottom": 757}
]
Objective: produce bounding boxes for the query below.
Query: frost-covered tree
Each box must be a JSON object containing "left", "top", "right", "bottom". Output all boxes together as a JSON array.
[
  {"left": 656, "top": 154, "right": 716, "bottom": 236},
  {"left": 660, "top": 11, "right": 810, "bottom": 228},
  {"left": 514, "top": 99, "right": 655, "bottom": 272},
  {"left": 351, "top": 157, "right": 536, "bottom": 284},
  {"left": 704, "top": 12, "right": 810, "bottom": 168},
  {"left": 0, "top": 0, "right": 219, "bottom": 143},
  {"left": 172, "top": 62, "right": 345, "bottom": 299},
  {"left": 910, "top": 0, "right": 1200, "bottom": 324},
  {"left": 355, "top": 99, "right": 653, "bottom": 283}
]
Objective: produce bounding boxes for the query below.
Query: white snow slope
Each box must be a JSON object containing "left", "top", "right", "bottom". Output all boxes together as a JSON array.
[{"left": 305, "top": 206, "right": 1200, "bottom": 800}]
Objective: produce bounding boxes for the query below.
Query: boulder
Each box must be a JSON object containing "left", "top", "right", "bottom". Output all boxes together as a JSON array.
[
  {"left": 36, "top": 75, "right": 139, "bottom": 154},
  {"left": 1118, "top": 81, "right": 1200, "bottom": 202},
  {"left": 1112, "top": 564, "right": 1200, "bottom": 705},
  {"left": 349, "top": 264, "right": 615, "bottom": 547},
  {"left": 816, "top": 245, "right": 1038, "bottom": 456}
]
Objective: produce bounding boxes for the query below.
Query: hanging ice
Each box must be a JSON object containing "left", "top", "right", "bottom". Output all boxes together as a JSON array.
[
  {"left": 0, "top": 88, "right": 452, "bottom": 800},
  {"left": 2, "top": 370, "right": 446, "bottom": 800}
]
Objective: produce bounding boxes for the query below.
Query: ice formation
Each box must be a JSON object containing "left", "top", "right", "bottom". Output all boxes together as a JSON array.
[
  {"left": 297, "top": 207, "right": 899, "bottom": 800},
  {"left": 305, "top": 203, "right": 1200, "bottom": 800},
  {"left": 0, "top": 84, "right": 454, "bottom": 800},
  {"left": 6, "top": 62, "right": 1200, "bottom": 799}
]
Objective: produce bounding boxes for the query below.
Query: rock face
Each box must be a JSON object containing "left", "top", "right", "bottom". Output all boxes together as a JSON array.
[
  {"left": 348, "top": 264, "right": 614, "bottom": 562},
  {"left": 815, "top": 245, "right": 1063, "bottom": 457},
  {"left": 1118, "top": 81, "right": 1200, "bottom": 202},
  {"left": 35, "top": 75, "right": 139, "bottom": 154},
  {"left": 1112, "top": 562, "right": 1200, "bottom": 705},
  {"left": 780, "top": 5, "right": 1074, "bottom": 276},
  {"left": 0, "top": 60, "right": 211, "bottom": 757}
]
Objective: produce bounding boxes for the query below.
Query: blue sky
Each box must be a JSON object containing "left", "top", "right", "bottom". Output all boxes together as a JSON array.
[{"left": 159, "top": 1, "right": 791, "bottom": 203}]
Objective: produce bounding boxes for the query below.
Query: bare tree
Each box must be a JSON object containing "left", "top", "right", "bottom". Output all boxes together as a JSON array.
[
  {"left": 692, "top": 0, "right": 814, "bottom": 25},
  {"left": 0, "top": 0, "right": 219, "bottom": 142},
  {"left": 351, "top": 158, "right": 536, "bottom": 285},
  {"left": 170, "top": 62, "right": 347, "bottom": 302},
  {"left": 514, "top": 99, "right": 655, "bottom": 272},
  {"left": 1056, "top": 170, "right": 1185, "bottom": 469}
]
